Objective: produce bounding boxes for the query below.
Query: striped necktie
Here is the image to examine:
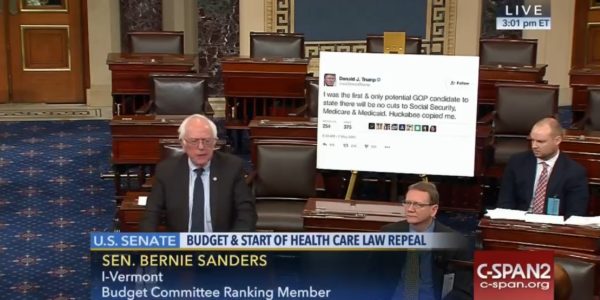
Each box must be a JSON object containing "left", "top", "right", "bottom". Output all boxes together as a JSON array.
[{"left": 532, "top": 162, "right": 549, "bottom": 214}]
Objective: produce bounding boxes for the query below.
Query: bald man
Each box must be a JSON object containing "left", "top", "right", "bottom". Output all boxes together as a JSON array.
[{"left": 497, "top": 118, "right": 589, "bottom": 218}]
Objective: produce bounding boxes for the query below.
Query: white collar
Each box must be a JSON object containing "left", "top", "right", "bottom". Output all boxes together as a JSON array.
[
  {"left": 537, "top": 150, "right": 559, "bottom": 168},
  {"left": 188, "top": 158, "right": 211, "bottom": 172}
]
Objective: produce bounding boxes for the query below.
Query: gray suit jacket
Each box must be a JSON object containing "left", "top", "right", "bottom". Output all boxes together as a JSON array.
[{"left": 140, "top": 151, "right": 256, "bottom": 232}]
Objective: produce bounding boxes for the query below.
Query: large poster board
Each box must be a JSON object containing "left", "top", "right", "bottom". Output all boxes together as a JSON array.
[{"left": 317, "top": 52, "right": 479, "bottom": 177}]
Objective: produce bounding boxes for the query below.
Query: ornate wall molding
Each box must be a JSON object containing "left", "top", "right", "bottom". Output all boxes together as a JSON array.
[
  {"left": 264, "top": 0, "right": 294, "bottom": 33},
  {"left": 264, "top": 0, "right": 457, "bottom": 57},
  {"left": 444, "top": 0, "right": 458, "bottom": 55},
  {"left": 304, "top": 41, "right": 366, "bottom": 58}
]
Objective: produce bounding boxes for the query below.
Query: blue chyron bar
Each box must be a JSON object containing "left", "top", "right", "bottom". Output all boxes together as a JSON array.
[
  {"left": 90, "top": 232, "right": 468, "bottom": 300},
  {"left": 496, "top": 0, "right": 551, "bottom": 30}
]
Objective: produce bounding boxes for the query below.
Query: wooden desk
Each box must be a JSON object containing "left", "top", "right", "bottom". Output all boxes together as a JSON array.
[
  {"left": 221, "top": 57, "right": 309, "bottom": 127},
  {"left": 110, "top": 116, "right": 182, "bottom": 196},
  {"left": 478, "top": 64, "right": 547, "bottom": 105},
  {"left": 563, "top": 130, "right": 600, "bottom": 185},
  {"left": 475, "top": 123, "right": 491, "bottom": 177},
  {"left": 118, "top": 191, "right": 166, "bottom": 232},
  {"left": 303, "top": 198, "right": 404, "bottom": 232},
  {"left": 248, "top": 117, "right": 317, "bottom": 165},
  {"left": 107, "top": 53, "right": 197, "bottom": 115},
  {"left": 563, "top": 130, "right": 600, "bottom": 215},
  {"left": 478, "top": 217, "right": 600, "bottom": 295},
  {"left": 570, "top": 66, "right": 600, "bottom": 121},
  {"left": 111, "top": 116, "right": 182, "bottom": 165}
]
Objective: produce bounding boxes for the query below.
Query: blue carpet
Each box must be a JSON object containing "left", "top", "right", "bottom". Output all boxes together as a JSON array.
[{"left": 0, "top": 121, "right": 114, "bottom": 299}]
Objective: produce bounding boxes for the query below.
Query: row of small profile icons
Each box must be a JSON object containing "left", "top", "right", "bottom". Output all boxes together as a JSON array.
[{"left": 368, "top": 123, "right": 438, "bottom": 132}]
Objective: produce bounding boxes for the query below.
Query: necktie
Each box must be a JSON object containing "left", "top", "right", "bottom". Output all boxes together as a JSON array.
[
  {"left": 532, "top": 162, "right": 549, "bottom": 214},
  {"left": 190, "top": 168, "right": 205, "bottom": 232},
  {"left": 404, "top": 251, "right": 420, "bottom": 299}
]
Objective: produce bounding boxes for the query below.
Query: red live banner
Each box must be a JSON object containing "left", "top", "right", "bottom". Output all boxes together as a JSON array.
[{"left": 474, "top": 250, "right": 553, "bottom": 300}]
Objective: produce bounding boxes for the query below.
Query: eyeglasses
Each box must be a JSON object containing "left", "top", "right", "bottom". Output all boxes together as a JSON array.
[
  {"left": 400, "top": 201, "right": 435, "bottom": 209},
  {"left": 184, "top": 138, "right": 217, "bottom": 148}
]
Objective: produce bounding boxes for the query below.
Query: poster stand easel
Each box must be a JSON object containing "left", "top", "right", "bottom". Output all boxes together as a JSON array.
[
  {"left": 344, "top": 170, "right": 359, "bottom": 201},
  {"left": 342, "top": 31, "right": 405, "bottom": 201}
]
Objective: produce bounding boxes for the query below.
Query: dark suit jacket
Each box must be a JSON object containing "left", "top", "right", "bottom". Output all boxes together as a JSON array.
[
  {"left": 140, "top": 151, "right": 256, "bottom": 232},
  {"left": 497, "top": 151, "right": 589, "bottom": 218},
  {"left": 372, "top": 221, "right": 473, "bottom": 300}
]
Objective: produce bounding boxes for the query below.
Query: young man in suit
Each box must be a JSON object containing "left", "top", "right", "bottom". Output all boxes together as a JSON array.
[
  {"left": 497, "top": 117, "right": 589, "bottom": 218},
  {"left": 140, "top": 114, "right": 256, "bottom": 232},
  {"left": 375, "top": 181, "right": 472, "bottom": 300}
]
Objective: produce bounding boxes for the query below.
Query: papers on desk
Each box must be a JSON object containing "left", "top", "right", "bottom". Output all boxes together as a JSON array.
[
  {"left": 486, "top": 208, "right": 600, "bottom": 227},
  {"left": 485, "top": 208, "right": 527, "bottom": 221},
  {"left": 485, "top": 208, "right": 564, "bottom": 224},
  {"left": 564, "top": 215, "right": 600, "bottom": 227},
  {"left": 137, "top": 196, "right": 147, "bottom": 206},
  {"left": 524, "top": 214, "right": 564, "bottom": 225}
]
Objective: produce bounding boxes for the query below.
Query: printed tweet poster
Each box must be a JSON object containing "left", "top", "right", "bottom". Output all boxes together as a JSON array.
[{"left": 318, "top": 52, "right": 479, "bottom": 177}]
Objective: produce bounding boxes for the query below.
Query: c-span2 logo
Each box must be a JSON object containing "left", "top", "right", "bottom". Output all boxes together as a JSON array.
[
  {"left": 474, "top": 250, "right": 553, "bottom": 300},
  {"left": 496, "top": 0, "right": 551, "bottom": 30}
]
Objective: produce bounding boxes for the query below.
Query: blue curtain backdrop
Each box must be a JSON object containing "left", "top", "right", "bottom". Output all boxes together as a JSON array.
[{"left": 295, "top": 0, "right": 427, "bottom": 41}]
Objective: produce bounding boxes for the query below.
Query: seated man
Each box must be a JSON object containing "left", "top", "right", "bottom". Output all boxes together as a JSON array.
[
  {"left": 497, "top": 117, "right": 589, "bottom": 217},
  {"left": 376, "top": 181, "right": 472, "bottom": 300},
  {"left": 140, "top": 114, "right": 256, "bottom": 232}
]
